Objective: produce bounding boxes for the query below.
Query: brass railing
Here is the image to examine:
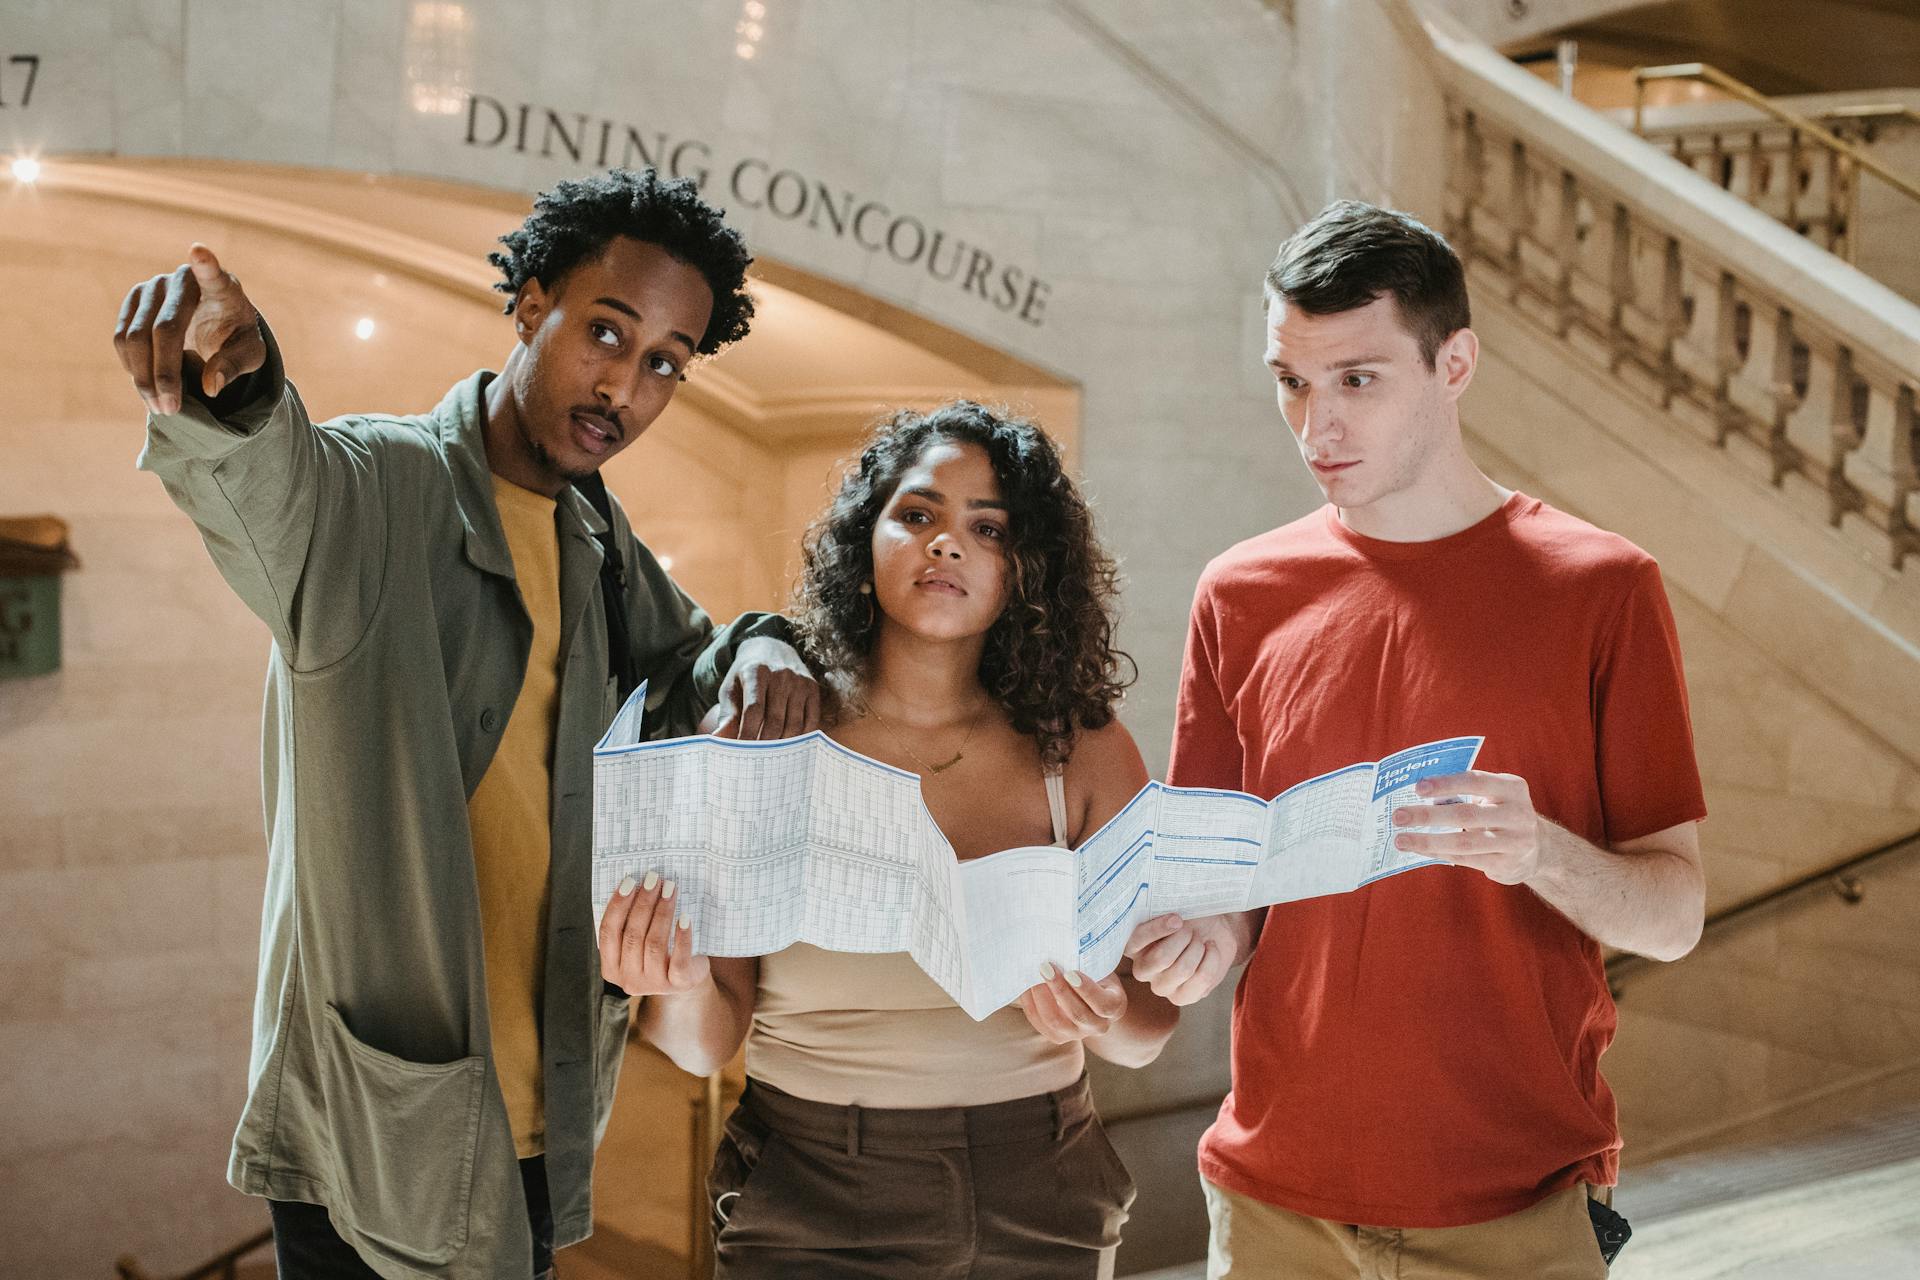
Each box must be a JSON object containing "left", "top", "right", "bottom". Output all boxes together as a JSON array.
[
  {"left": 114, "top": 1230, "right": 273, "bottom": 1280},
  {"left": 1447, "top": 103, "right": 1920, "bottom": 570},
  {"left": 1608, "top": 826, "right": 1920, "bottom": 995},
  {"left": 1629, "top": 63, "right": 1920, "bottom": 263}
]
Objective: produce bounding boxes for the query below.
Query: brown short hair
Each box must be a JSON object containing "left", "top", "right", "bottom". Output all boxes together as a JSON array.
[{"left": 1265, "top": 200, "right": 1470, "bottom": 367}]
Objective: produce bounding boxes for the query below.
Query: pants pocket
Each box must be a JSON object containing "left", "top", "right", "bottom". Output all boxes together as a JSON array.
[
  {"left": 710, "top": 1113, "right": 963, "bottom": 1253},
  {"left": 315, "top": 1003, "right": 487, "bottom": 1266},
  {"left": 708, "top": 1106, "right": 775, "bottom": 1242},
  {"left": 1049, "top": 1115, "right": 1135, "bottom": 1250}
]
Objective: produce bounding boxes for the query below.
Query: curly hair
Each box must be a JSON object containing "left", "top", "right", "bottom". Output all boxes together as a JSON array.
[
  {"left": 489, "top": 168, "right": 755, "bottom": 356},
  {"left": 792, "top": 401, "right": 1134, "bottom": 768}
]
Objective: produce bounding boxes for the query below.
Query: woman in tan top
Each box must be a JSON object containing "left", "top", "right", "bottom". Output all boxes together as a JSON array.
[{"left": 600, "top": 400, "right": 1178, "bottom": 1277}]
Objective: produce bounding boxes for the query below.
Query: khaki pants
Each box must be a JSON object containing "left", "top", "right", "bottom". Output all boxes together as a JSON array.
[
  {"left": 710, "top": 1076, "right": 1135, "bottom": 1279},
  {"left": 1202, "top": 1178, "right": 1609, "bottom": 1279}
]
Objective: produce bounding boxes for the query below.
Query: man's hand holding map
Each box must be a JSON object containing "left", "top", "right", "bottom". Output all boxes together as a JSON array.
[{"left": 593, "top": 685, "right": 1483, "bottom": 1020}]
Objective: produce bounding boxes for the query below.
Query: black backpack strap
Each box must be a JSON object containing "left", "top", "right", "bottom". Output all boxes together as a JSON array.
[{"left": 572, "top": 472, "right": 640, "bottom": 704}]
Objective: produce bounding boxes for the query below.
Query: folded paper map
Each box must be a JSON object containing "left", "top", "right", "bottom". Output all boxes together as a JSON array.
[{"left": 593, "top": 684, "right": 1482, "bottom": 1019}]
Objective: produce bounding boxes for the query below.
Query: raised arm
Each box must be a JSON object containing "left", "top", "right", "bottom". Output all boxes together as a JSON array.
[{"left": 119, "top": 246, "right": 386, "bottom": 668}]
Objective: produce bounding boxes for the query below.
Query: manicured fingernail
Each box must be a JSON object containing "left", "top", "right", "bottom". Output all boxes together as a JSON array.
[
  {"left": 643, "top": 871, "right": 660, "bottom": 892},
  {"left": 207, "top": 372, "right": 226, "bottom": 396},
  {"left": 1394, "top": 835, "right": 1411, "bottom": 850},
  {"left": 678, "top": 916, "right": 691, "bottom": 930},
  {"left": 616, "top": 875, "right": 636, "bottom": 896},
  {"left": 662, "top": 879, "right": 677, "bottom": 900},
  {"left": 1040, "top": 962, "right": 1056, "bottom": 981},
  {"left": 1066, "top": 970, "right": 1084, "bottom": 988}
]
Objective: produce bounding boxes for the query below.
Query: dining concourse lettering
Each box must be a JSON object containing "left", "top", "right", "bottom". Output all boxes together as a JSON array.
[{"left": 463, "top": 91, "right": 1050, "bottom": 327}]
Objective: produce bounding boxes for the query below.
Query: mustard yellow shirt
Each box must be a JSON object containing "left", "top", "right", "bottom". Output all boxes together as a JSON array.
[{"left": 469, "top": 475, "right": 562, "bottom": 1156}]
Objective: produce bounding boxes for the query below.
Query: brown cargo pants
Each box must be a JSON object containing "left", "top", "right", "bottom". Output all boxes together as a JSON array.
[{"left": 708, "top": 1075, "right": 1136, "bottom": 1278}]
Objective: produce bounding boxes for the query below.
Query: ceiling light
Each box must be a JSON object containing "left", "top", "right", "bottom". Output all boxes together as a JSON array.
[
  {"left": 735, "top": 41, "right": 756, "bottom": 59},
  {"left": 657, "top": 554, "right": 675, "bottom": 571},
  {"left": 405, "top": 2, "right": 474, "bottom": 115},
  {"left": 355, "top": 317, "right": 377, "bottom": 341},
  {"left": 11, "top": 156, "right": 41, "bottom": 183}
]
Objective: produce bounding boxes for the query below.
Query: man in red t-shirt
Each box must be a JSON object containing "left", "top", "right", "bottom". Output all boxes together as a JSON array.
[{"left": 1125, "top": 200, "right": 1706, "bottom": 1277}]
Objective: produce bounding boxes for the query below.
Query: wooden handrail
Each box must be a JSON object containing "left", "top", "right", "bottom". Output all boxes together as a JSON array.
[
  {"left": 114, "top": 1229, "right": 273, "bottom": 1280},
  {"left": 1608, "top": 826, "right": 1920, "bottom": 994},
  {"left": 1631, "top": 62, "right": 1920, "bottom": 207}
]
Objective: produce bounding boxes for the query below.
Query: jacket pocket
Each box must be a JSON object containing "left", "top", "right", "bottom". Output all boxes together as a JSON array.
[
  {"left": 316, "top": 1003, "right": 487, "bottom": 1266},
  {"left": 591, "top": 989, "right": 632, "bottom": 1144}
]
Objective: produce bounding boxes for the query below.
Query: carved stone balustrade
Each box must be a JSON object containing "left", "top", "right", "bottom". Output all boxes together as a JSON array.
[{"left": 1444, "top": 103, "right": 1919, "bottom": 570}]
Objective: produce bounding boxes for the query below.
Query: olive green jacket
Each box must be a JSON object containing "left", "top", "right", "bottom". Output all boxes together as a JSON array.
[{"left": 139, "top": 327, "right": 781, "bottom": 1279}]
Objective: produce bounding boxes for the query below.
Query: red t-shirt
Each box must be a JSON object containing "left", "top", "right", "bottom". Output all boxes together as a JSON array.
[{"left": 1171, "top": 493, "right": 1705, "bottom": 1229}]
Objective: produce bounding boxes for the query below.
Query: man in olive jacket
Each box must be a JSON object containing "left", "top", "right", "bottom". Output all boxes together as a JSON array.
[{"left": 114, "top": 170, "right": 818, "bottom": 1280}]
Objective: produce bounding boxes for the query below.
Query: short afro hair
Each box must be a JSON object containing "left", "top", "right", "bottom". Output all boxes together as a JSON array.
[{"left": 489, "top": 168, "right": 755, "bottom": 356}]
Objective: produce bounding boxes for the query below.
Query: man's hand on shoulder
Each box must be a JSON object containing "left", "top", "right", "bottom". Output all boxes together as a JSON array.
[
  {"left": 1124, "top": 909, "right": 1257, "bottom": 1006},
  {"left": 711, "top": 636, "right": 820, "bottom": 740},
  {"left": 113, "top": 244, "right": 266, "bottom": 416}
]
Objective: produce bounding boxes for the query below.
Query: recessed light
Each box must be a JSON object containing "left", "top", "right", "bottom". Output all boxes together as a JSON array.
[
  {"left": 354, "top": 317, "right": 377, "bottom": 341},
  {"left": 10, "top": 156, "right": 41, "bottom": 183}
]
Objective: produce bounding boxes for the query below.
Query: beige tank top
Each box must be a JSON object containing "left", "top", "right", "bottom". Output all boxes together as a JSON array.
[{"left": 746, "top": 771, "right": 1085, "bottom": 1107}]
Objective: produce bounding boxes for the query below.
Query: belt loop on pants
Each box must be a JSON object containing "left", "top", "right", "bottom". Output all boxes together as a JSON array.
[{"left": 846, "top": 1103, "right": 861, "bottom": 1157}]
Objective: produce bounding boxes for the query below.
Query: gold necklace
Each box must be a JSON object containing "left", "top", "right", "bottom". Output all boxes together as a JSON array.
[{"left": 865, "top": 693, "right": 989, "bottom": 776}]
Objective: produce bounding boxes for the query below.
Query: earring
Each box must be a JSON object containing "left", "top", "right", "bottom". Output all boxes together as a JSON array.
[{"left": 858, "top": 581, "right": 875, "bottom": 628}]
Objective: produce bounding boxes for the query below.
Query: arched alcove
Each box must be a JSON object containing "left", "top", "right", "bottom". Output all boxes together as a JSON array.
[{"left": 0, "top": 155, "right": 1078, "bottom": 1275}]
